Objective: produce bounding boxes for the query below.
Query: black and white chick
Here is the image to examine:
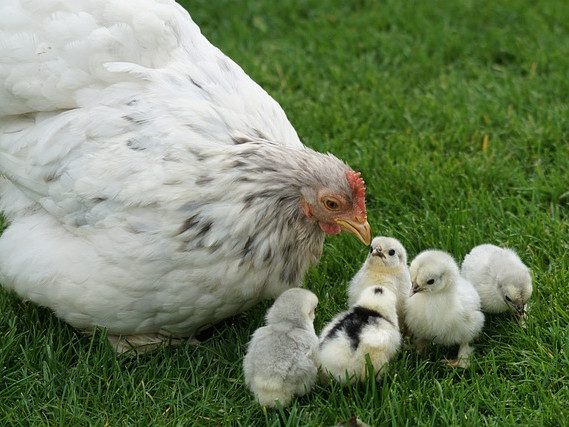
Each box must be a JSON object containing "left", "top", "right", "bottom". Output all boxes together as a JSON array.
[
  {"left": 461, "top": 244, "right": 532, "bottom": 325},
  {"left": 405, "top": 250, "right": 485, "bottom": 368},
  {"left": 317, "top": 286, "right": 401, "bottom": 383},
  {"left": 348, "top": 236, "right": 411, "bottom": 327},
  {"left": 243, "top": 288, "right": 319, "bottom": 407}
]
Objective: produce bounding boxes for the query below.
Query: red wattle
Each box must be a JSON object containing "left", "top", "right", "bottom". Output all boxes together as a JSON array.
[{"left": 319, "top": 222, "right": 341, "bottom": 235}]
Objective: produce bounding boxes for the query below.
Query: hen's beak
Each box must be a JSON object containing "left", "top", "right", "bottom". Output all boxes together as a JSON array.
[{"left": 336, "top": 217, "right": 371, "bottom": 245}]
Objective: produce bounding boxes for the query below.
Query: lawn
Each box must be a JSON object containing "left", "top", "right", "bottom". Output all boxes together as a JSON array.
[{"left": 1, "top": 0, "right": 569, "bottom": 425}]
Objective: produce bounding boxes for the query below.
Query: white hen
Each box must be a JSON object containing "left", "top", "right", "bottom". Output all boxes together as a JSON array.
[
  {"left": 348, "top": 236, "right": 410, "bottom": 326},
  {"left": 0, "top": 0, "right": 371, "bottom": 353},
  {"left": 243, "top": 288, "right": 319, "bottom": 407},
  {"left": 405, "top": 250, "right": 484, "bottom": 368},
  {"left": 461, "top": 244, "right": 532, "bottom": 324}
]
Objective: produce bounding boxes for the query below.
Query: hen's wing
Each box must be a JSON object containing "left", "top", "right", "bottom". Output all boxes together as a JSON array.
[
  {"left": 0, "top": 0, "right": 302, "bottom": 208},
  {"left": 0, "top": 0, "right": 307, "bottom": 335},
  {"left": 1, "top": 0, "right": 301, "bottom": 146}
]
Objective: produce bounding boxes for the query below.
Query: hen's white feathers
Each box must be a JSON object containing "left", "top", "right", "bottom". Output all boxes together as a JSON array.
[
  {"left": 0, "top": 0, "right": 301, "bottom": 148},
  {"left": 460, "top": 244, "right": 532, "bottom": 320},
  {"left": 243, "top": 288, "right": 319, "bottom": 407},
  {"left": 0, "top": 0, "right": 369, "bottom": 351}
]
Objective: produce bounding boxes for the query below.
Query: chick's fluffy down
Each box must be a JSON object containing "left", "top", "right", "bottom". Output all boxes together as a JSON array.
[
  {"left": 405, "top": 250, "right": 484, "bottom": 346},
  {"left": 348, "top": 236, "right": 411, "bottom": 326},
  {"left": 317, "top": 286, "right": 401, "bottom": 383},
  {"left": 461, "top": 244, "right": 532, "bottom": 315},
  {"left": 243, "top": 288, "right": 318, "bottom": 407}
]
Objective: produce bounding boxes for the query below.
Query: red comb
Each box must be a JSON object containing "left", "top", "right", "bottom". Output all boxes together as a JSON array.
[{"left": 346, "top": 170, "right": 367, "bottom": 217}]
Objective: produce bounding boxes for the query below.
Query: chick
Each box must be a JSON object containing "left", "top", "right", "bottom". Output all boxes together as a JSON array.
[
  {"left": 348, "top": 236, "right": 411, "bottom": 327},
  {"left": 243, "top": 288, "right": 319, "bottom": 407},
  {"left": 317, "top": 286, "right": 401, "bottom": 383},
  {"left": 461, "top": 244, "right": 532, "bottom": 325},
  {"left": 405, "top": 250, "right": 484, "bottom": 368}
]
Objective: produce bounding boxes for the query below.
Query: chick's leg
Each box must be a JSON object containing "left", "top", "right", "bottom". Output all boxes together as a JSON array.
[
  {"left": 414, "top": 337, "right": 430, "bottom": 355},
  {"left": 444, "top": 342, "right": 474, "bottom": 368}
]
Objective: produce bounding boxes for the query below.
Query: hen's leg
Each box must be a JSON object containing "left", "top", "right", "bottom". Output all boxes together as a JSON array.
[{"left": 107, "top": 334, "right": 182, "bottom": 355}]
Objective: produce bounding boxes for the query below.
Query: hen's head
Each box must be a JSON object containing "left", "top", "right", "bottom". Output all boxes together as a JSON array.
[{"left": 300, "top": 169, "right": 371, "bottom": 245}]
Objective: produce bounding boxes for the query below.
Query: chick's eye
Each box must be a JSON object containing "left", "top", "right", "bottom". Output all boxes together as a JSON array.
[
  {"left": 426, "top": 279, "right": 435, "bottom": 285},
  {"left": 369, "top": 246, "right": 374, "bottom": 254},
  {"left": 323, "top": 198, "right": 340, "bottom": 211},
  {"left": 504, "top": 296, "right": 512, "bottom": 302},
  {"left": 388, "top": 249, "right": 396, "bottom": 256}
]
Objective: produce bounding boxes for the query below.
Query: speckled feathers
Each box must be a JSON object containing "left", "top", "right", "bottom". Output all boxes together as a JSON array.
[{"left": 0, "top": 0, "right": 369, "bottom": 351}]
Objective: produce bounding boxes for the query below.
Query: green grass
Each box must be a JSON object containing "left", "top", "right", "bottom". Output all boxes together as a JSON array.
[{"left": 2, "top": 0, "right": 569, "bottom": 425}]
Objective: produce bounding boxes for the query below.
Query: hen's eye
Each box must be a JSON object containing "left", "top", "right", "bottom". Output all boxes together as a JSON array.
[
  {"left": 388, "top": 249, "right": 395, "bottom": 256},
  {"left": 323, "top": 198, "right": 340, "bottom": 211},
  {"left": 426, "top": 279, "right": 435, "bottom": 285}
]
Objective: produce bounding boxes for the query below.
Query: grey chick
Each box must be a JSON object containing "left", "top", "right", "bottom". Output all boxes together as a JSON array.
[
  {"left": 243, "top": 288, "right": 319, "bottom": 407},
  {"left": 405, "top": 250, "right": 485, "bottom": 368},
  {"left": 461, "top": 244, "right": 532, "bottom": 325},
  {"left": 317, "top": 286, "right": 401, "bottom": 383},
  {"left": 348, "top": 236, "right": 411, "bottom": 327}
]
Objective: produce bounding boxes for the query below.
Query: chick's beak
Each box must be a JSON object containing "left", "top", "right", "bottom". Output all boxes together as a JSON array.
[
  {"left": 515, "top": 304, "right": 526, "bottom": 316},
  {"left": 335, "top": 217, "right": 371, "bottom": 245},
  {"left": 409, "top": 282, "right": 421, "bottom": 297},
  {"left": 372, "top": 248, "right": 385, "bottom": 258}
]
